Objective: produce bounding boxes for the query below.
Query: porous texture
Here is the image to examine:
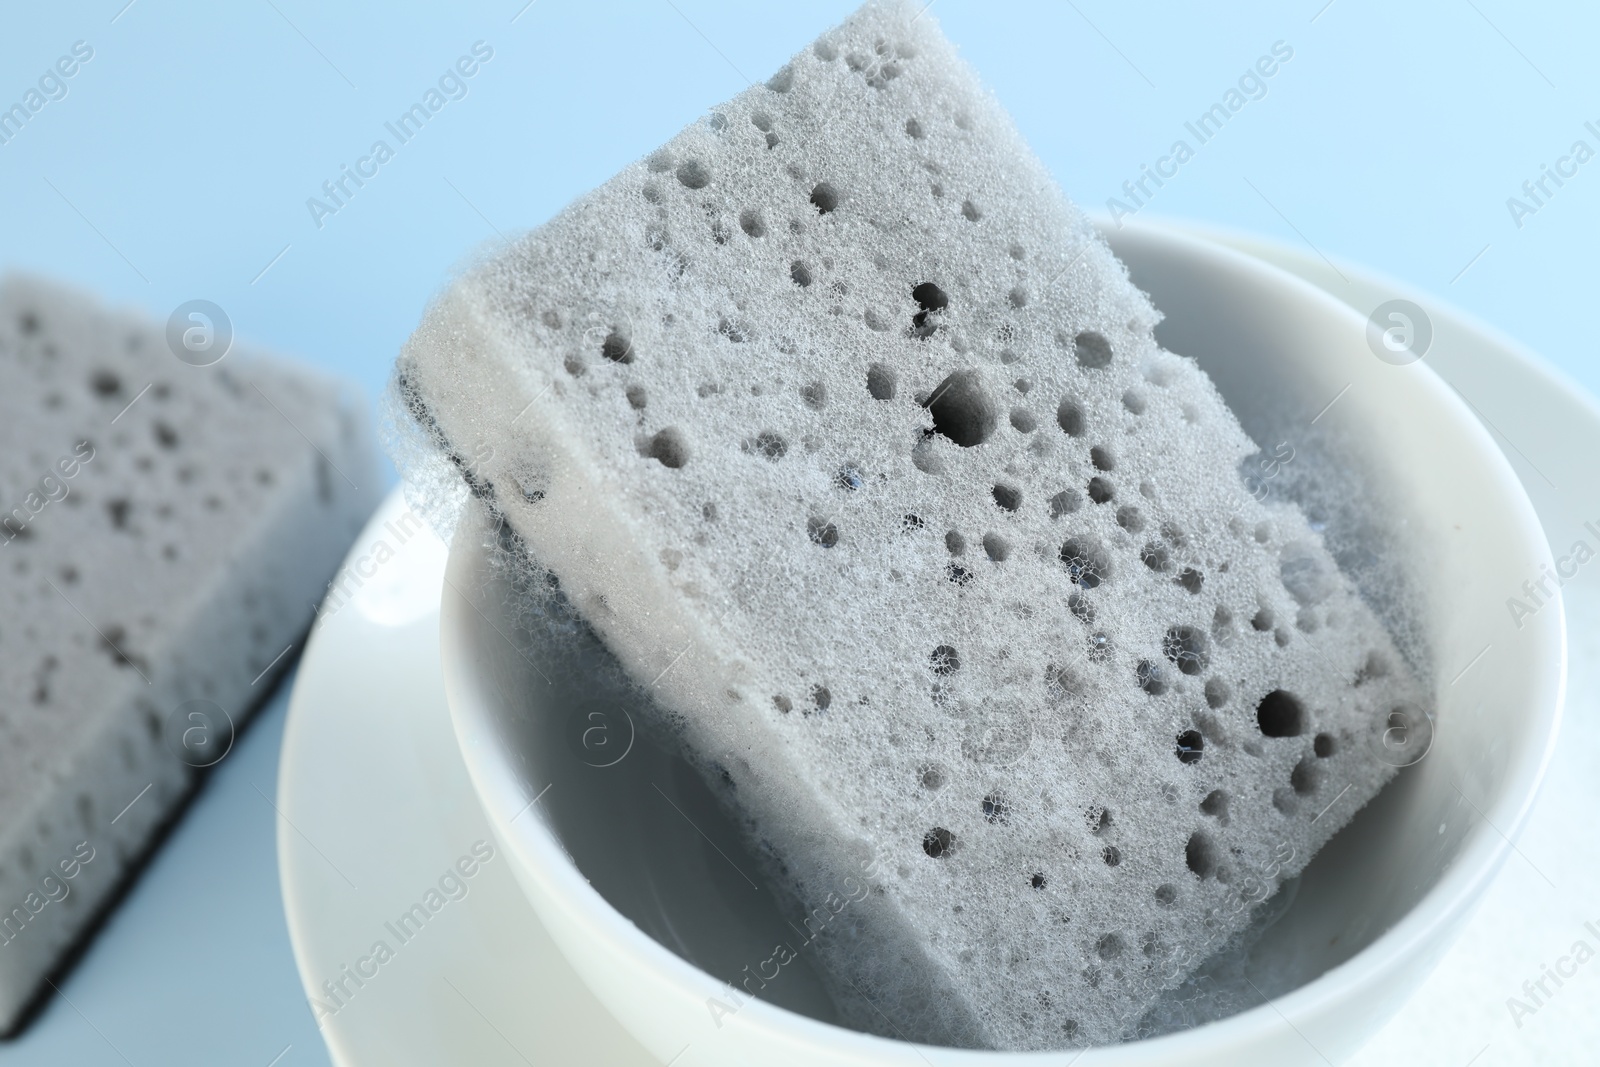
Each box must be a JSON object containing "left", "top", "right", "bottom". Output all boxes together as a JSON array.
[
  {"left": 0, "top": 275, "right": 378, "bottom": 1034},
  {"left": 390, "top": 1, "right": 1430, "bottom": 1049}
]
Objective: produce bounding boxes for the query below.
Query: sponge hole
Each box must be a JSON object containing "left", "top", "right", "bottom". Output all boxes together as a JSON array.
[
  {"left": 1204, "top": 677, "right": 1231, "bottom": 708},
  {"left": 1140, "top": 542, "right": 1172, "bottom": 573},
  {"left": 1211, "top": 606, "right": 1233, "bottom": 641},
  {"left": 1087, "top": 476, "right": 1114, "bottom": 505},
  {"left": 992, "top": 484, "right": 1021, "bottom": 511},
  {"left": 625, "top": 384, "right": 647, "bottom": 410},
  {"left": 1067, "top": 591, "right": 1095, "bottom": 624},
  {"left": 645, "top": 427, "right": 688, "bottom": 468},
  {"left": 1049, "top": 489, "right": 1082, "bottom": 518},
  {"left": 867, "top": 363, "right": 896, "bottom": 400},
  {"left": 961, "top": 199, "right": 982, "bottom": 222},
  {"left": 676, "top": 160, "right": 711, "bottom": 189},
  {"left": 1199, "top": 789, "right": 1228, "bottom": 818},
  {"left": 743, "top": 430, "right": 788, "bottom": 460},
  {"left": 982, "top": 533, "right": 1010, "bottom": 562},
  {"left": 1074, "top": 330, "right": 1114, "bottom": 369},
  {"left": 905, "top": 117, "right": 925, "bottom": 139},
  {"left": 749, "top": 112, "right": 779, "bottom": 148},
  {"left": 1291, "top": 757, "right": 1321, "bottom": 795},
  {"left": 601, "top": 330, "right": 634, "bottom": 364},
  {"left": 739, "top": 209, "right": 766, "bottom": 237},
  {"left": 1257, "top": 689, "right": 1306, "bottom": 737},
  {"left": 1174, "top": 729, "right": 1204, "bottom": 764},
  {"left": 930, "top": 645, "right": 960, "bottom": 675},
  {"left": 806, "top": 517, "right": 839, "bottom": 547},
  {"left": 1314, "top": 732, "right": 1336, "bottom": 757},
  {"left": 911, "top": 281, "right": 949, "bottom": 338},
  {"left": 1059, "top": 537, "right": 1109, "bottom": 588},
  {"left": 1048, "top": 663, "right": 1084, "bottom": 698},
  {"left": 1115, "top": 505, "right": 1144, "bottom": 533},
  {"left": 1136, "top": 659, "right": 1166, "bottom": 696},
  {"left": 1056, "top": 398, "right": 1086, "bottom": 437},
  {"left": 1162, "top": 625, "right": 1208, "bottom": 675},
  {"left": 1185, "top": 831, "right": 1216, "bottom": 878},
  {"left": 810, "top": 182, "right": 839, "bottom": 213},
  {"left": 791, "top": 261, "right": 814, "bottom": 287},
  {"left": 923, "top": 827, "right": 955, "bottom": 858},
  {"left": 1010, "top": 408, "right": 1037, "bottom": 433},
  {"left": 927, "top": 371, "right": 997, "bottom": 447},
  {"left": 1272, "top": 787, "right": 1299, "bottom": 815}
]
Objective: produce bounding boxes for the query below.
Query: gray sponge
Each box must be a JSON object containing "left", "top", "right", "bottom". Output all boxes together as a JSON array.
[
  {"left": 391, "top": 0, "right": 1429, "bottom": 1049},
  {"left": 0, "top": 275, "right": 377, "bottom": 1034}
]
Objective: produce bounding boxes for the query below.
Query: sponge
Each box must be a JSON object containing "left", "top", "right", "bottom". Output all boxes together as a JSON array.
[
  {"left": 0, "top": 275, "right": 377, "bottom": 1034},
  {"left": 391, "top": 0, "right": 1429, "bottom": 1048}
]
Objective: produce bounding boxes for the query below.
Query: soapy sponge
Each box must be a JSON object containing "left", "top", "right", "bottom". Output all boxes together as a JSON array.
[
  {"left": 391, "top": 0, "right": 1429, "bottom": 1048},
  {"left": 0, "top": 275, "right": 377, "bottom": 1034}
]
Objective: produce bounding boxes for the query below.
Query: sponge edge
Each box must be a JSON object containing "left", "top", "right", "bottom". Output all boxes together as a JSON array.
[
  {"left": 392, "top": 0, "right": 1430, "bottom": 1049},
  {"left": 0, "top": 275, "right": 378, "bottom": 1034}
]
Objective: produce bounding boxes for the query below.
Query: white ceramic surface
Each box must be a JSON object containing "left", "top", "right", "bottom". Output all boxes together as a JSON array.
[
  {"left": 281, "top": 222, "right": 1598, "bottom": 1066},
  {"left": 275, "top": 492, "right": 655, "bottom": 1066},
  {"left": 437, "top": 221, "right": 1564, "bottom": 1065}
]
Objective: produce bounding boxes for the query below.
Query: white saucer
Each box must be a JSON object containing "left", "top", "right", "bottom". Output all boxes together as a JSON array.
[
  {"left": 275, "top": 493, "right": 655, "bottom": 1066},
  {"left": 279, "top": 226, "right": 1600, "bottom": 1066}
]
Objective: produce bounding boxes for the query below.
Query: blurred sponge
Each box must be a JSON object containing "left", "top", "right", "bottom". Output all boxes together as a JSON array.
[{"left": 0, "top": 275, "right": 378, "bottom": 1034}]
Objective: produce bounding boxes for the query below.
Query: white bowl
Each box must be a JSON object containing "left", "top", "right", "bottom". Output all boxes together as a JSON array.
[{"left": 439, "top": 220, "right": 1564, "bottom": 1066}]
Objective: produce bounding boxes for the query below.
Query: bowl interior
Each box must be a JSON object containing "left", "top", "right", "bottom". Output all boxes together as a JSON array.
[{"left": 441, "top": 222, "right": 1561, "bottom": 1049}]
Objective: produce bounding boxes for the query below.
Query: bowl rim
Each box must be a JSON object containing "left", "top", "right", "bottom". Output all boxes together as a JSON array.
[{"left": 440, "top": 217, "right": 1566, "bottom": 1062}]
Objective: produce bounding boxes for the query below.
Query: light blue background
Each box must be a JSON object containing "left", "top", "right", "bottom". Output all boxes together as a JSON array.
[{"left": 2, "top": 1, "right": 1596, "bottom": 1063}]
